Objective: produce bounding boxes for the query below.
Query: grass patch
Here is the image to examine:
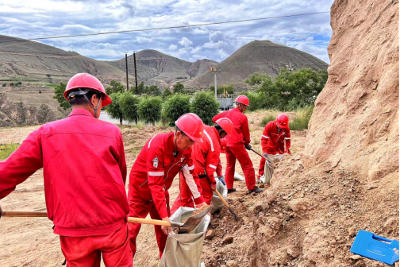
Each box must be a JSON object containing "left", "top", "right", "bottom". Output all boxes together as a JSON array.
[
  {"left": 289, "top": 106, "right": 313, "bottom": 131},
  {"left": 0, "top": 144, "right": 20, "bottom": 160},
  {"left": 259, "top": 110, "right": 280, "bottom": 127}
]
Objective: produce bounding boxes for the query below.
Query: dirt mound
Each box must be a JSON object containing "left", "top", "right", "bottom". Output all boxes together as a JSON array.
[{"left": 303, "top": 0, "right": 399, "bottom": 181}]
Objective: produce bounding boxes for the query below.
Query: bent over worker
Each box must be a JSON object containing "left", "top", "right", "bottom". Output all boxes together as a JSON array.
[
  {"left": 128, "top": 113, "right": 207, "bottom": 258},
  {"left": 212, "top": 95, "right": 263, "bottom": 194},
  {"left": 258, "top": 113, "right": 291, "bottom": 182},
  {"left": 0, "top": 73, "right": 132, "bottom": 267},
  {"left": 170, "top": 117, "right": 234, "bottom": 213}
]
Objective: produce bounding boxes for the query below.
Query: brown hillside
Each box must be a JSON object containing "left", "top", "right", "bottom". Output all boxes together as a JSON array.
[
  {"left": 185, "top": 40, "right": 329, "bottom": 89},
  {"left": 0, "top": 35, "right": 131, "bottom": 85},
  {"left": 107, "top": 50, "right": 217, "bottom": 88}
]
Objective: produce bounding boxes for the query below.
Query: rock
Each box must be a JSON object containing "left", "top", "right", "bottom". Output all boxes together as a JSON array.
[
  {"left": 350, "top": 255, "right": 362, "bottom": 260},
  {"left": 288, "top": 198, "right": 312, "bottom": 213},
  {"left": 226, "top": 260, "right": 238, "bottom": 267},
  {"left": 206, "top": 229, "right": 215, "bottom": 240},
  {"left": 223, "top": 236, "right": 234, "bottom": 244}
]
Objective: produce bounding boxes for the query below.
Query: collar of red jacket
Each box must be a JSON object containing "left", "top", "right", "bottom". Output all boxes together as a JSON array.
[
  {"left": 211, "top": 126, "right": 222, "bottom": 147},
  {"left": 68, "top": 108, "right": 95, "bottom": 118},
  {"left": 233, "top": 107, "right": 242, "bottom": 113}
]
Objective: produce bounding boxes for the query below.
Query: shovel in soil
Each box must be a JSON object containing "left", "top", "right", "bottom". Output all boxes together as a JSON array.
[
  {"left": 0, "top": 208, "right": 47, "bottom": 218},
  {"left": 128, "top": 205, "right": 213, "bottom": 234},
  {"left": 214, "top": 190, "right": 239, "bottom": 221}
]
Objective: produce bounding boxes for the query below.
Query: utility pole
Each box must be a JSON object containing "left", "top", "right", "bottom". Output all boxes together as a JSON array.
[
  {"left": 125, "top": 53, "right": 129, "bottom": 91},
  {"left": 210, "top": 67, "right": 221, "bottom": 99},
  {"left": 133, "top": 51, "right": 138, "bottom": 94}
]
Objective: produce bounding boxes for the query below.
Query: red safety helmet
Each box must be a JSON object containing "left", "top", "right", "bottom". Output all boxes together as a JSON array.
[
  {"left": 64, "top": 73, "right": 112, "bottom": 107},
  {"left": 220, "top": 138, "right": 228, "bottom": 153},
  {"left": 215, "top": 117, "right": 234, "bottom": 135},
  {"left": 276, "top": 113, "right": 289, "bottom": 129},
  {"left": 175, "top": 113, "right": 204, "bottom": 143},
  {"left": 235, "top": 95, "right": 249, "bottom": 106}
]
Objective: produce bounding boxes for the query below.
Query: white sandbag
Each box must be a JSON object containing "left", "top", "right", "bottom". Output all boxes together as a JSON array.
[
  {"left": 159, "top": 207, "right": 210, "bottom": 267},
  {"left": 234, "top": 172, "right": 245, "bottom": 181},
  {"left": 262, "top": 154, "right": 284, "bottom": 184},
  {"left": 210, "top": 179, "right": 228, "bottom": 214}
]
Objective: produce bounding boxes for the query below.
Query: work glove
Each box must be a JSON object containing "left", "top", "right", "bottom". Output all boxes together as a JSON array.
[
  {"left": 161, "top": 217, "right": 173, "bottom": 235},
  {"left": 210, "top": 183, "right": 217, "bottom": 192},
  {"left": 218, "top": 176, "right": 226, "bottom": 186},
  {"left": 245, "top": 144, "right": 252, "bottom": 150}
]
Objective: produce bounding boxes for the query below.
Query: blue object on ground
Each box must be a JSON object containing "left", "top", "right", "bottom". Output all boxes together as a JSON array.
[{"left": 350, "top": 230, "right": 399, "bottom": 265}]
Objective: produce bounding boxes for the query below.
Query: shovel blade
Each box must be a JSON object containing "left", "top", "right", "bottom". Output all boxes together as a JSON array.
[{"left": 177, "top": 205, "right": 213, "bottom": 234}]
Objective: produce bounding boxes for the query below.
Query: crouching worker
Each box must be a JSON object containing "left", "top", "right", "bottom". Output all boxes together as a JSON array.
[
  {"left": 258, "top": 113, "right": 291, "bottom": 183},
  {"left": 128, "top": 113, "right": 207, "bottom": 258},
  {"left": 171, "top": 118, "right": 234, "bottom": 213},
  {"left": 0, "top": 73, "right": 132, "bottom": 267}
]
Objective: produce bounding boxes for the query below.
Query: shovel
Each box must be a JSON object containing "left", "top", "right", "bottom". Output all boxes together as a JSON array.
[
  {"left": 129, "top": 205, "right": 213, "bottom": 234},
  {"left": 214, "top": 190, "right": 239, "bottom": 221},
  {"left": 1, "top": 205, "right": 212, "bottom": 234}
]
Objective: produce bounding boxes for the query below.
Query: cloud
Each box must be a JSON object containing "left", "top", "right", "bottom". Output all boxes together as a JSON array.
[
  {"left": 178, "top": 37, "right": 193, "bottom": 47},
  {"left": 169, "top": 44, "right": 178, "bottom": 50}
]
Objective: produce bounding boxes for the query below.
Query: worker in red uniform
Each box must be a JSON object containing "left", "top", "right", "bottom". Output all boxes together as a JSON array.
[
  {"left": 258, "top": 113, "right": 291, "bottom": 181},
  {"left": 215, "top": 138, "right": 227, "bottom": 183},
  {"left": 170, "top": 117, "right": 234, "bottom": 212},
  {"left": 212, "top": 95, "right": 263, "bottom": 194},
  {"left": 0, "top": 73, "right": 132, "bottom": 267},
  {"left": 128, "top": 113, "right": 207, "bottom": 258}
]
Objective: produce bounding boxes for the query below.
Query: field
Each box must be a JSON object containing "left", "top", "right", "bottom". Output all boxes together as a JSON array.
[{"left": 0, "top": 110, "right": 397, "bottom": 267}]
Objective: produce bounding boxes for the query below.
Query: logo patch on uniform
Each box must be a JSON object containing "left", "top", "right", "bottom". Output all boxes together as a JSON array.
[{"left": 152, "top": 157, "right": 159, "bottom": 168}]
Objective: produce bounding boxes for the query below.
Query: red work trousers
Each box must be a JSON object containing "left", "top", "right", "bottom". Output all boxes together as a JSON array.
[
  {"left": 128, "top": 192, "right": 169, "bottom": 259},
  {"left": 225, "top": 145, "right": 256, "bottom": 190},
  {"left": 60, "top": 224, "right": 133, "bottom": 267}
]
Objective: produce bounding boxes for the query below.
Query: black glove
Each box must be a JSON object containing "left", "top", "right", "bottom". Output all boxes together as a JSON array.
[{"left": 245, "top": 144, "right": 252, "bottom": 150}]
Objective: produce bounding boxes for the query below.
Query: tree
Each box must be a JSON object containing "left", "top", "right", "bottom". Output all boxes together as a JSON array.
[
  {"left": 163, "top": 94, "right": 191, "bottom": 126},
  {"left": 225, "top": 85, "right": 235, "bottom": 95},
  {"left": 120, "top": 92, "right": 140, "bottom": 123},
  {"left": 191, "top": 92, "right": 220, "bottom": 125},
  {"left": 106, "top": 92, "right": 124, "bottom": 125},
  {"left": 173, "top": 82, "right": 185, "bottom": 94},
  {"left": 106, "top": 80, "right": 125, "bottom": 95},
  {"left": 147, "top": 85, "right": 161, "bottom": 96},
  {"left": 162, "top": 88, "right": 172, "bottom": 100},
  {"left": 53, "top": 82, "right": 71, "bottom": 110},
  {"left": 138, "top": 97, "right": 162, "bottom": 125}
]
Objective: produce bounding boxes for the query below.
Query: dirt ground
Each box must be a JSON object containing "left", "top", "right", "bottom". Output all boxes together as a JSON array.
[{"left": 0, "top": 110, "right": 398, "bottom": 267}]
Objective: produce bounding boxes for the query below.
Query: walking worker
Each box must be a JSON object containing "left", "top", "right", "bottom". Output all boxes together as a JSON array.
[
  {"left": 127, "top": 113, "right": 207, "bottom": 258},
  {"left": 257, "top": 113, "right": 291, "bottom": 183},
  {"left": 170, "top": 117, "right": 234, "bottom": 213},
  {"left": 212, "top": 95, "right": 263, "bottom": 194},
  {"left": 0, "top": 73, "right": 133, "bottom": 267}
]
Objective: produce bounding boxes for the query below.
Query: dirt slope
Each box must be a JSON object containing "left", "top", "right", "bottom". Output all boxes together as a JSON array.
[{"left": 184, "top": 40, "right": 329, "bottom": 89}]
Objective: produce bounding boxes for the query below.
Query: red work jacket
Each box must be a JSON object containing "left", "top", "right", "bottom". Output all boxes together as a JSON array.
[
  {"left": 212, "top": 108, "right": 250, "bottom": 147},
  {"left": 261, "top": 121, "right": 291, "bottom": 154},
  {"left": 128, "top": 132, "right": 202, "bottom": 219},
  {"left": 0, "top": 109, "right": 128, "bottom": 237},
  {"left": 192, "top": 125, "right": 221, "bottom": 185}
]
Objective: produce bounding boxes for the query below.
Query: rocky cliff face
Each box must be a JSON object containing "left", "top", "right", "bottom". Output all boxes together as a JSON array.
[{"left": 304, "top": 0, "right": 399, "bottom": 181}]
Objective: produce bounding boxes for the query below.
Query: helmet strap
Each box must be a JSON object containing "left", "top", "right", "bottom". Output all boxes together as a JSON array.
[{"left": 83, "top": 94, "right": 101, "bottom": 118}]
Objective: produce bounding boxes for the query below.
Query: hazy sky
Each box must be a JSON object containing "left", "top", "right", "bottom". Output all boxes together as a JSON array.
[{"left": 0, "top": 0, "right": 334, "bottom": 63}]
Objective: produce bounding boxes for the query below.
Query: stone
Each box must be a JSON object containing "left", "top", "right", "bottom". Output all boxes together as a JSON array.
[
  {"left": 206, "top": 229, "right": 215, "bottom": 240},
  {"left": 226, "top": 260, "right": 238, "bottom": 267},
  {"left": 223, "top": 236, "right": 234, "bottom": 244}
]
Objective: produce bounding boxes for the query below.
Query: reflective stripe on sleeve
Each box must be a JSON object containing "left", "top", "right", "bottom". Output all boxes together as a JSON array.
[
  {"left": 148, "top": 171, "right": 164, "bottom": 176},
  {"left": 204, "top": 130, "right": 214, "bottom": 152},
  {"left": 262, "top": 135, "right": 269, "bottom": 139},
  {"left": 148, "top": 135, "right": 156, "bottom": 148},
  {"left": 186, "top": 165, "right": 195, "bottom": 170},
  {"left": 209, "top": 164, "right": 217, "bottom": 169},
  {"left": 284, "top": 137, "right": 291, "bottom": 139}
]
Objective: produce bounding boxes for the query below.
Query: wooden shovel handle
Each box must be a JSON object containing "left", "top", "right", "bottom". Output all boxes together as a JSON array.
[
  {"left": 128, "top": 217, "right": 172, "bottom": 227},
  {"left": 1, "top": 211, "right": 47, "bottom": 217},
  {"left": 215, "top": 190, "right": 230, "bottom": 208}
]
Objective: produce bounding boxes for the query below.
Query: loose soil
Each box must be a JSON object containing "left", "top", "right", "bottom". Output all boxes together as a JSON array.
[{"left": 0, "top": 110, "right": 398, "bottom": 267}]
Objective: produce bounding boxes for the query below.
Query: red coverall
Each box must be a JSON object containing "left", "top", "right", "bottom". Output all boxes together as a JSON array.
[
  {"left": 0, "top": 109, "right": 132, "bottom": 267},
  {"left": 128, "top": 132, "right": 202, "bottom": 258},
  {"left": 213, "top": 108, "right": 256, "bottom": 190},
  {"left": 171, "top": 125, "right": 221, "bottom": 212},
  {"left": 258, "top": 121, "right": 291, "bottom": 176}
]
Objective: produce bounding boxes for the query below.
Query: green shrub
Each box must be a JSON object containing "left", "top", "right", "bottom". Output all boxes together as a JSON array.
[
  {"left": 163, "top": 94, "right": 191, "bottom": 126},
  {"left": 289, "top": 106, "right": 313, "bottom": 130},
  {"left": 0, "top": 144, "right": 20, "bottom": 160},
  {"left": 120, "top": 92, "right": 140, "bottom": 123},
  {"left": 260, "top": 114, "right": 276, "bottom": 127},
  {"left": 53, "top": 82, "right": 71, "bottom": 110},
  {"left": 106, "top": 92, "right": 124, "bottom": 125},
  {"left": 138, "top": 97, "right": 162, "bottom": 125},
  {"left": 162, "top": 88, "right": 172, "bottom": 100},
  {"left": 191, "top": 91, "right": 220, "bottom": 125}
]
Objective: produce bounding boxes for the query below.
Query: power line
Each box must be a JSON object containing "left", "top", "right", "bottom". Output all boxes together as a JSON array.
[{"left": 24, "top": 11, "right": 329, "bottom": 41}]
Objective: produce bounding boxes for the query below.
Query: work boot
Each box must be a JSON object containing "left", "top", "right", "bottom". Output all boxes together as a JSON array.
[
  {"left": 248, "top": 186, "right": 263, "bottom": 194},
  {"left": 227, "top": 188, "right": 237, "bottom": 194}
]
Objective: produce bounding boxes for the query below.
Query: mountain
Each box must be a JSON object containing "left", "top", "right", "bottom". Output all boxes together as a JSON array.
[
  {"left": 106, "top": 50, "right": 217, "bottom": 88},
  {"left": 0, "top": 35, "right": 130, "bottom": 85},
  {"left": 184, "top": 40, "right": 329, "bottom": 89}
]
